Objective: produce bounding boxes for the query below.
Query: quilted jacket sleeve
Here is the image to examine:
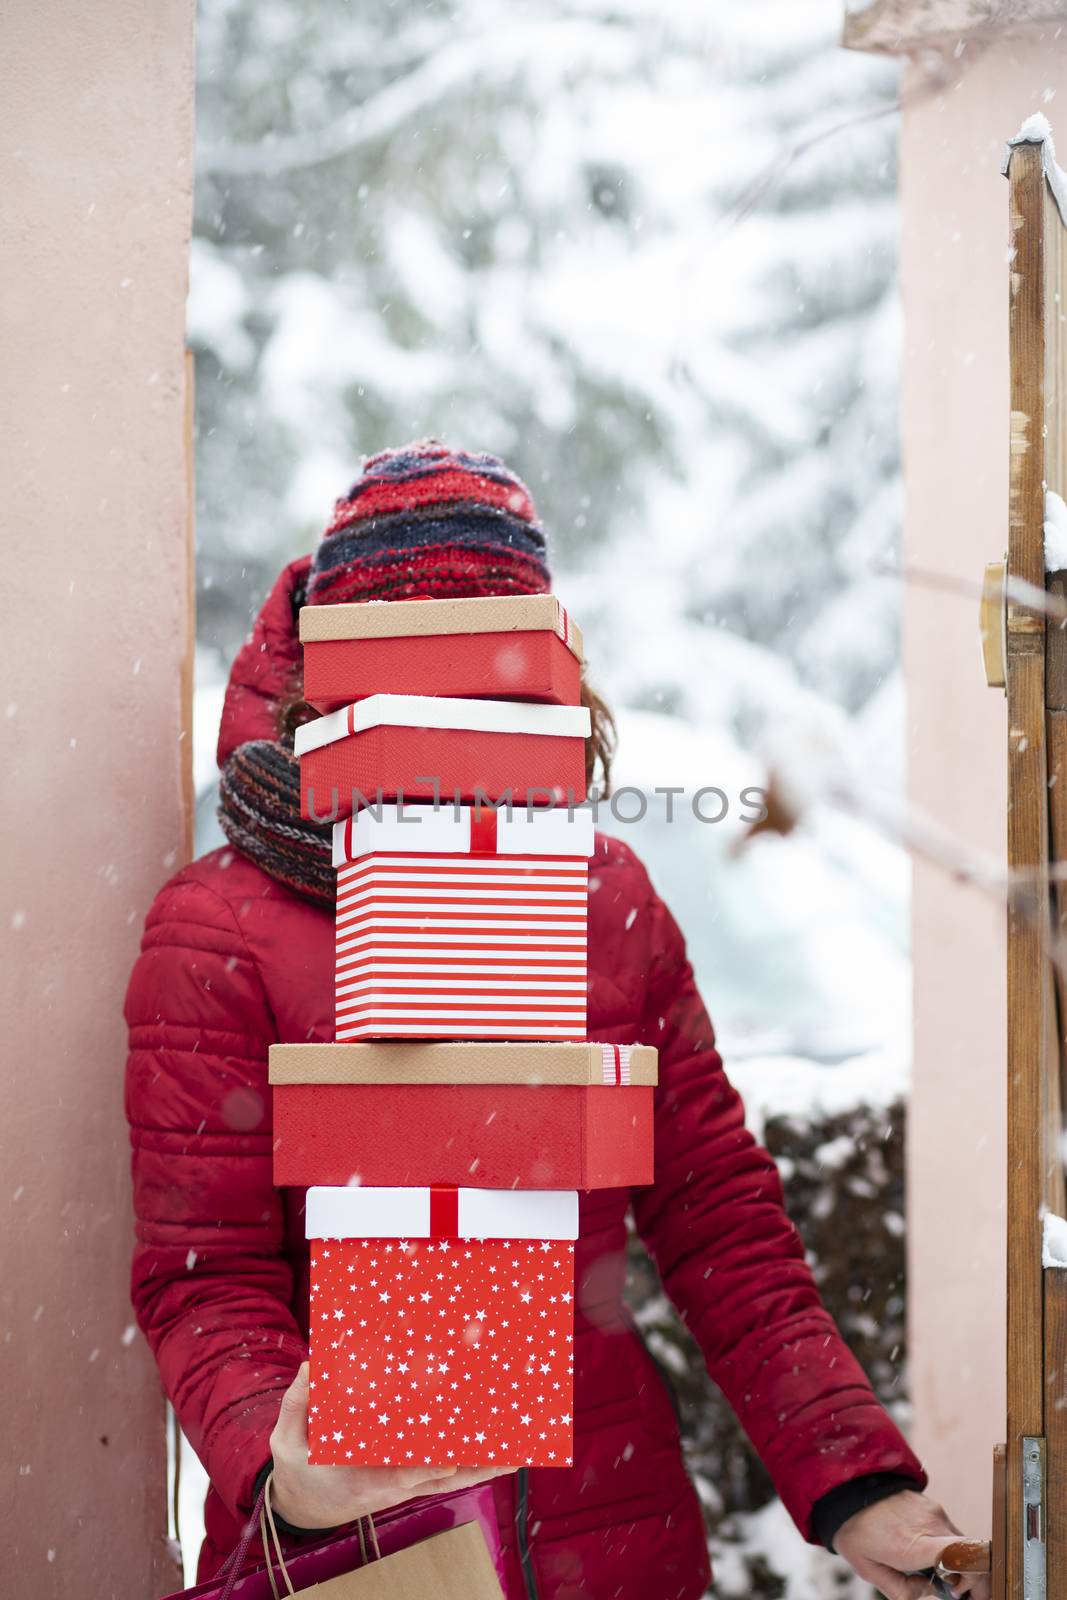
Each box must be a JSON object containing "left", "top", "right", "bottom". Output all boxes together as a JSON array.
[
  {"left": 628, "top": 866, "right": 925, "bottom": 1540},
  {"left": 124, "top": 874, "right": 305, "bottom": 1519}
]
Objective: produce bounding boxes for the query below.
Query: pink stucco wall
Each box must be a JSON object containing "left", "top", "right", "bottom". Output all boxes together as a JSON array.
[
  {"left": 0, "top": 4, "right": 194, "bottom": 1591},
  {"left": 900, "top": 30, "right": 1067, "bottom": 1533}
]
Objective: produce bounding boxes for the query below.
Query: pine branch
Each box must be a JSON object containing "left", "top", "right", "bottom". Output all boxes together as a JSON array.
[{"left": 200, "top": 20, "right": 639, "bottom": 178}]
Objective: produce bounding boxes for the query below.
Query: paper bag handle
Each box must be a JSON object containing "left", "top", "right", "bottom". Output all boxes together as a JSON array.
[
  {"left": 259, "top": 1472, "right": 382, "bottom": 1594},
  {"left": 260, "top": 1474, "right": 297, "bottom": 1598},
  {"left": 363, "top": 1513, "right": 381, "bottom": 1562}
]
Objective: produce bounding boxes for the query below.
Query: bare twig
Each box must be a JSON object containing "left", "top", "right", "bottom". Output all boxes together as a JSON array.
[
  {"left": 714, "top": 43, "right": 963, "bottom": 238},
  {"left": 877, "top": 559, "right": 1067, "bottom": 625},
  {"left": 715, "top": 100, "right": 900, "bottom": 238}
]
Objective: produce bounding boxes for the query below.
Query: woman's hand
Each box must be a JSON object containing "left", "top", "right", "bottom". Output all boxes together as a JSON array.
[
  {"left": 268, "top": 1363, "right": 513, "bottom": 1530},
  {"left": 835, "top": 1490, "right": 991, "bottom": 1600}
]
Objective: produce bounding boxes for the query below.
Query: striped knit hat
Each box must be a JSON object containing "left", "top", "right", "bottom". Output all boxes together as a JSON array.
[{"left": 307, "top": 440, "right": 551, "bottom": 606}]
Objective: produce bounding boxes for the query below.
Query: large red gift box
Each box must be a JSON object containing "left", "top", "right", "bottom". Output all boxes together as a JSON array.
[
  {"left": 306, "top": 1185, "right": 577, "bottom": 1468},
  {"left": 300, "top": 594, "right": 583, "bottom": 712},
  {"left": 269, "top": 1041, "right": 657, "bottom": 1189},
  {"left": 331, "top": 803, "right": 592, "bottom": 1041},
  {"left": 296, "top": 695, "right": 590, "bottom": 821}
]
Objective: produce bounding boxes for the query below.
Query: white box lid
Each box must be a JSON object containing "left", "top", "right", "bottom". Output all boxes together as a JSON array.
[
  {"left": 305, "top": 1185, "right": 579, "bottom": 1241},
  {"left": 332, "top": 803, "right": 595, "bottom": 865},
  {"left": 295, "top": 694, "right": 590, "bottom": 757}
]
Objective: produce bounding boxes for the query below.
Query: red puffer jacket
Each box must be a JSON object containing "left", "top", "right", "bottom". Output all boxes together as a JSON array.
[{"left": 125, "top": 560, "right": 923, "bottom": 1598}]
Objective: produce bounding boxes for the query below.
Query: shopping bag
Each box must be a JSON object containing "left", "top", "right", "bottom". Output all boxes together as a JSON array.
[
  {"left": 160, "top": 1478, "right": 506, "bottom": 1600},
  {"left": 321, "top": 1524, "right": 503, "bottom": 1596},
  {"left": 257, "top": 1478, "right": 505, "bottom": 1600}
]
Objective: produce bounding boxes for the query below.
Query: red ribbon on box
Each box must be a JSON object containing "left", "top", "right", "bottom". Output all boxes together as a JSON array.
[
  {"left": 469, "top": 805, "right": 498, "bottom": 854},
  {"left": 429, "top": 1185, "right": 460, "bottom": 1236},
  {"left": 342, "top": 804, "right": 502, "bottom": 858}
]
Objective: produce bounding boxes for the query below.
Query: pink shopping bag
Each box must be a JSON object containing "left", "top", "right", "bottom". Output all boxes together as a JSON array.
[{"left": 160, "top": 1481, "right": 507, "bottom": 1600}]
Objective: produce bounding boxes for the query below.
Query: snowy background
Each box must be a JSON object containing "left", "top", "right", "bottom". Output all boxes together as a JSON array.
[{"left": 185, "top": 1, "right": 908, "bottom": 1593}]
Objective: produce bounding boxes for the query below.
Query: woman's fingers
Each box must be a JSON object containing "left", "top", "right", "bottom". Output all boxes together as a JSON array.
[
  {"left": 271, "top": 1362, "right": 311, "bottom": 1451},
  {"left": 908, "top": 1538, "right": 967, "bottom": 1572},
  {"left": 852, "top": 1557, "right": 936, "bottom": 1600},
  {"left": 368, "top": 1464, "right": 458, "bottom": 1494},
  {"left": 344, "top": 1462, "right": 515, "bottom": 1519},
  {"left": 876, "top": 1573, "right": 936, "bottom": 1600},
  {"left": 354, "top": 1462, "right": 513, "bottom": 1511},
  {"left": 349, "top": 1462, "right": 512, "bottom": 1493},
  {"left": 394, "top": 1465, "right": 458, "bottom": 1486},
  {"left": 445, "top": 1465, "right": 517, "bottom": 1492},
  {"left": 926, "top": 1570, "right": 989, "bottom": 1600}
]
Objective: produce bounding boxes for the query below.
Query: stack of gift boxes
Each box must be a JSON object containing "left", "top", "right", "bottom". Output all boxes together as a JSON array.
[{"left": 268, "top": 594, "right": 657, "bottom": 1471}]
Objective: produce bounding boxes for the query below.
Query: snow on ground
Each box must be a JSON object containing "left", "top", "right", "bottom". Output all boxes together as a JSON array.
[
  {"left": 729, "top": 1046, "right": 906, "bottom": 1144},
  {"left": 708, "top": 1495, "right": 868, "bottom": 1599},
  {"left": 176, "top": 1428, "right": 209, "bottom": 1586}
]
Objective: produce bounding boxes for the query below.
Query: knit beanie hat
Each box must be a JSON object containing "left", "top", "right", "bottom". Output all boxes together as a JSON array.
[{"left": 307, "top": 440, "right": 551, "bottom": 607}]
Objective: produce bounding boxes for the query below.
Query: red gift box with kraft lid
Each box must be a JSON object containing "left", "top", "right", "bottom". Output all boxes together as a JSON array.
[
  {"left": 295, "top": 694, "right": 590, "bottom": 821},
  {"left": 300, "top": 594, "right": 583, "bottom": 712},
  {"left": 269, "top": 1041, "right": 657, "bottom": 1190},
  {"left": 306, "top": 1184, "right": 577, "bottom": 1469}
]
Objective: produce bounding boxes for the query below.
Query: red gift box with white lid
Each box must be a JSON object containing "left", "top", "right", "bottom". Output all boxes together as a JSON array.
[
  {"left": 295, "top": 695, "right": 590, "bottom": 821},
  {"left": 306, "top": 1185, "right": 577, "bottom": 1468},
  {"left": 300, "top": 593, "right": 583, "bottom": 712},
  {"left": 331, "top": 803, "right": 592, "bottom": 1042},
  {"left": 269, "top": 1041, "right": 657, "bottom": 1189}
]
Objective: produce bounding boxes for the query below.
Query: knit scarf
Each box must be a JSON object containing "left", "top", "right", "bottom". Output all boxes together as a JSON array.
[{"left": 218, "top": 739, "right": 336, "bottom": 907}]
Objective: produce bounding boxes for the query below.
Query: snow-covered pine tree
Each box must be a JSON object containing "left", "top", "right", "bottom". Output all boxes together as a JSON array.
[{"left": 191, "top": 0, "right": 900, "bottom": 739}]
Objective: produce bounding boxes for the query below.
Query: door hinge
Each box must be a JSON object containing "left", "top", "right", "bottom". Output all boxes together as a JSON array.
[{"left": 980, "top": 559, "right": 1007, "bottom": 689}]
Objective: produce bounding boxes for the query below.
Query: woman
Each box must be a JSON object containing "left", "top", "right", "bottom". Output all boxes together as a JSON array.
[{"left": 126, "top": 442, "right": 982, "bottom": 1600}]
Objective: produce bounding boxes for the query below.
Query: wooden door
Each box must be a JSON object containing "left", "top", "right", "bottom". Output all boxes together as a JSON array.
[{"left": 997, "top": 129, "right": 1067, "bottom": 1600}]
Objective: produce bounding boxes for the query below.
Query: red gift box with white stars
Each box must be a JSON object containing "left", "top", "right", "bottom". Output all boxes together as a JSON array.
[{"left": 306, "top": 1185, "right": 578, "bottom": 1470}]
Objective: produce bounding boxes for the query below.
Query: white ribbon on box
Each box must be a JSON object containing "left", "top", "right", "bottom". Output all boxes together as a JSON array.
[
  {"left": 296, "top": 693, "right": 591, "bottom": 757},
  {"left": 332, "top": 802, "right": 595, "bottom": 866},
  {"left": 306, "top": 1185, "right": 580, "bottom": 1242}
]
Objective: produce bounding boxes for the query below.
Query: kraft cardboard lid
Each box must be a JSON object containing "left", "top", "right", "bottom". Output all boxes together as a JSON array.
[
  {"left": 270, "top": 1041, "right": 657, "bottom": 1087},
  {"left": 295, "top": 693, "right": 590, "bottom": 756},
  {"left": 299, "top": 593, "right": 583, "bottom": 663},
  {"left": 332, "top": 803, "right": 595, "bottom": 866},
  {"left": 306, "top": 1185, "right": 579, "bottom": 1241}
]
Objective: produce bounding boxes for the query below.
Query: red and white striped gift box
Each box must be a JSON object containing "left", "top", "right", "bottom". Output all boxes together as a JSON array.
[{"left": 332, "top": 805, "right": 592, "bottom": 1041}]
